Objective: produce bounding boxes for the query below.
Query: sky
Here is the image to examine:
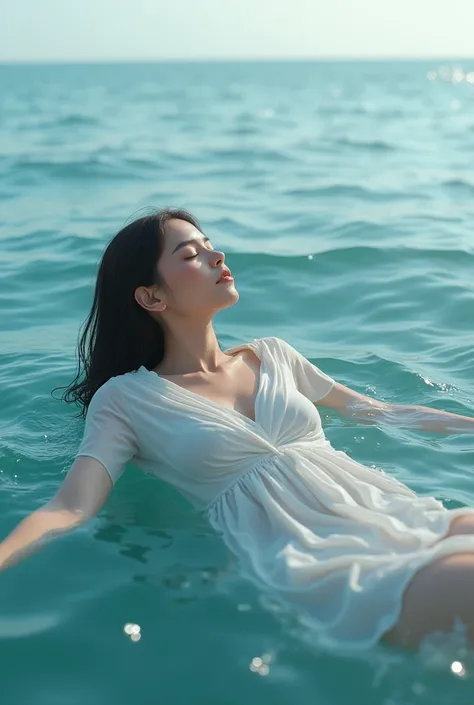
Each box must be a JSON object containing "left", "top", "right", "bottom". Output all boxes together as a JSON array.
[{"left": 0, "top": 0, "right": 473, "bottom": 63}]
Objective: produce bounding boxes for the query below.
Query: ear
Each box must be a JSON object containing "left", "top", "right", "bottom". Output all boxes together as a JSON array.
[{"left": 134, "top": 285, "right": 167, "bottom": 313}]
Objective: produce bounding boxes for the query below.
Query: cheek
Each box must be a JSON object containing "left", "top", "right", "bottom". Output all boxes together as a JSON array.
[{"left": 172, "top": 264, "right": 207, "bottom": 294}]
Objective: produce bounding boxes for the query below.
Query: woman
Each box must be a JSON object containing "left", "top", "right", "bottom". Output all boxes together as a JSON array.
[{"left": 2, "top": 208, "right": 474, "bottom": 653}]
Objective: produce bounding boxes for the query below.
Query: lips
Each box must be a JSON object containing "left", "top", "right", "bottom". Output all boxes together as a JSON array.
[{"left": 217, "top": 267, "right": 232, "bottom": 283}]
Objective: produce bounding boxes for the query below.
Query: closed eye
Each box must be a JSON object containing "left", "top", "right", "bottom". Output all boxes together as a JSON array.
[{"left": 184, "top": 243, "right": 215, "bottom": 260}]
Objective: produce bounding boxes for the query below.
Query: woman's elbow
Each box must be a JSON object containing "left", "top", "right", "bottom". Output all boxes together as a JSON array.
[{"left": 48, "top": 456, "right": 114, "bottom": 520}]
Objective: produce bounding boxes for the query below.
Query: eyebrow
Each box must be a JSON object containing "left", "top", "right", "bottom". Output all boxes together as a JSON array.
[{"left": 172, "top": 235, "right": 210, "bottom": 254}]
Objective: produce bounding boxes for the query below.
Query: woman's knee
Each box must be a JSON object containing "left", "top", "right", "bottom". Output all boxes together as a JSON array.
[
  {"left": 381, "top": 553, "right": 474, "bottom": 649},
  {"left": 445, "top": 513, "right": 474, "bottom": 538}
]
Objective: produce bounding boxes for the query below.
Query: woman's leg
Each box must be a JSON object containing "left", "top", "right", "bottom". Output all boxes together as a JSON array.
[
  {"left": 381, "top": 552, "right": 474, "bottom": 649},
  {"left": 443, "top": 513, "right": 474, "bottom": 538}
]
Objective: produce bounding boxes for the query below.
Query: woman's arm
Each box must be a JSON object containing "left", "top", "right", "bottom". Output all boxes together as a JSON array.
[
  {"left": 317, "top": 382, "right": 474, "bottom": 434},
  {"left": 0, "top": 457, "right": 113, "bottom": 572}
]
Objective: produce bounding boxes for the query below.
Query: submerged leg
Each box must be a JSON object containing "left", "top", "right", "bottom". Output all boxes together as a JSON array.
[{"left": 381, "top": 552, "right": 474, "bottom": 650}]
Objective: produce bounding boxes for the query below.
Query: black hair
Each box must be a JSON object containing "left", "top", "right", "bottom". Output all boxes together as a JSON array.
[{"left": 53, "top": 207, "right": 203, "bottom": 419}]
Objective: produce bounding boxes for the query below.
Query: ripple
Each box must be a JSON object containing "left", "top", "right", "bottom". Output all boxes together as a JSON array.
[
  {"left": 0, "top": 613, "right": 61, "bottom": 639},
  {"left": 206, "top": 147, "right": 295, "bottom": 163},
  {"left": 333, "top": 137, "right": 397, "bottom": 152},
  {"left": 284, "top": 184, "right": 424, "bottom": 202},
  {"left": 442, "top": 178, "right": 474, "bottom": 195},
  {"left": 7, "top": 156, "right": 154, "bottom": 182},
  {"left": 50, "top": 114, "right": 100, "bottom": 128}
]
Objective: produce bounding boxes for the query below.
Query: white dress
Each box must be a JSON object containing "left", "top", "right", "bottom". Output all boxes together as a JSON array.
[{"left": 74, "top": 336, "right": 474, "bottom": 652}]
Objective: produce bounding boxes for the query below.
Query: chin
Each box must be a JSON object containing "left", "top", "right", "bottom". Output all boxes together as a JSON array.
[{"left": 218, "top": 289, "right": 239, "bottom": 310}]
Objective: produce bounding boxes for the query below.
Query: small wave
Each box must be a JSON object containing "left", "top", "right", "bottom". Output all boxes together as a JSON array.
[
  {"left": 55, "top": 114, "right": 99, "bottom": 128},
  {"left": 206, "top": 147, "right": 294, "bottom": 164},
  {"left": 333, "top": 137, "right": 397, "bottom": 152},
  {"left": 403, "top": 213, "right": 462, "bottom": 224},
  {"left": 8, "top": 157, "right": 153, "bottom": 182},
  {"left": 0, "top": 613, "right": 61, "bottom": 639},
  {"left": 17, "top": 114, "right": 101, "bottom": 130},
  {"left": 442, "top": 179, "right": 474, "bottom": 195},
  {"left": 319, "top": 105, "right": 406, "bottom": 119},
  {"left": 226, "top": 244, "right": 474, "bottom": 269},
  {"left": 229, "top": 125, "right": 259, "bottom": 136},
  {"left": 0, "top": 190, "right": 19, "bottom": 202},
  {"left": 319, "top": 238, "right": 474, "bottom": 263},
  {"left": 284, "top": 184, "right": 422, "bottom": 202}
]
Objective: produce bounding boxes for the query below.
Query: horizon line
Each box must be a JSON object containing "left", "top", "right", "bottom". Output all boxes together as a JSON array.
[{"left": 1, "top": 55, "right": 473, "bottom": 66}]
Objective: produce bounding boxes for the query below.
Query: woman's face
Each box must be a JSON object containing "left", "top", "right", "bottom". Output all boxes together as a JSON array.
[{"left": 154, "top": 218, "right": 239, "bottom": 315}]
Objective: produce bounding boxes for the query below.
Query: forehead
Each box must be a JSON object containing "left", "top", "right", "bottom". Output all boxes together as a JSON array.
[{"left": 162, "top": 218, "right": 200, "bottom": 248}]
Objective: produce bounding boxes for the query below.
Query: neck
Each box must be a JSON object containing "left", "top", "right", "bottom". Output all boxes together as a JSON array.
[{"left": 158, "top": 319, "right": 226, "bottom": 375}]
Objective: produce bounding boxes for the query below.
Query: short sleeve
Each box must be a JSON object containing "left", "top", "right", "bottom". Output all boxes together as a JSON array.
[
  {"left": 271, "top": 337, "right": 335, "bottom": 403},
  {"left": 74, "top": 380, "right": 138, "bottom": 484}
]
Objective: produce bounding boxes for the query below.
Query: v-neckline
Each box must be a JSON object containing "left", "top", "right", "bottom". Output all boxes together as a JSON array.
[{"left": 139, "top": 339, "right": 266, "bottom": 433}]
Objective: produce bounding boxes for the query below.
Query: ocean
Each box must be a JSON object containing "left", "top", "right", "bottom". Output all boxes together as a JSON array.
[{"left": 1, "top": 59, "right": 474, "bottom": 704}]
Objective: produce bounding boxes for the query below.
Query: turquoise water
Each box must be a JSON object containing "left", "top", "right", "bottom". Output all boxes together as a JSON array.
[{"left": 1, "top": 59, "right": 474, "bottom": 703}]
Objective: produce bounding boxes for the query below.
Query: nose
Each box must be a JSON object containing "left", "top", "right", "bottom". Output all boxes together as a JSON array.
[{"left": 212, "top": 249, "right": 225, "bottom": 266}]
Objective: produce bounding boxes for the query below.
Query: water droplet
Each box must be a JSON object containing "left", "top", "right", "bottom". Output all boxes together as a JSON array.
[
  {"left": 451, "top": 660, "right": 466, "bottom": 677},
  {"left": 124, "top": 622, "right": 141, "bottom": 638},
  {"left": 237, "top": 603, "right": 251, "bottom": 612},
  {"left": 249, "top": 656, "right": 271, "bottom": 676}
]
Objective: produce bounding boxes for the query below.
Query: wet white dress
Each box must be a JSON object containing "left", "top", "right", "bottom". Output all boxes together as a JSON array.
[{"left": 74, "top": 336, "right": 474, "bottom": 652}]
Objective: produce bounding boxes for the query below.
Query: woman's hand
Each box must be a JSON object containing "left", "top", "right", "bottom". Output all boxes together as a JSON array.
[{"left": 317, "top": 382, "right": 474, "bottom": 434}]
